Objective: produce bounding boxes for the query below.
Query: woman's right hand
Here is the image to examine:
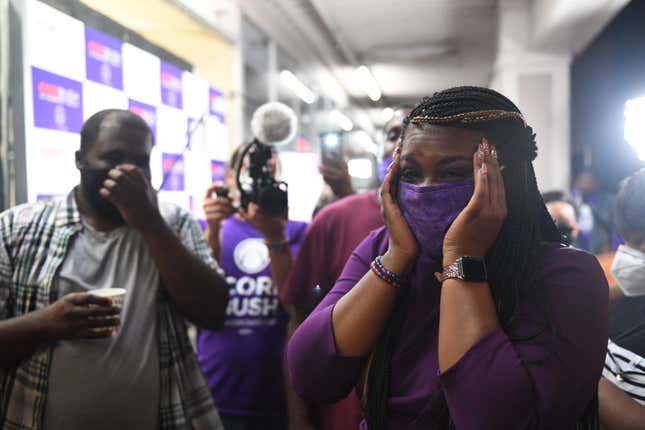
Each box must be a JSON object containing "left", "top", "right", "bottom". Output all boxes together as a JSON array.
[{"left": 379, "top": 146, "right": 419, "bottom": 274}]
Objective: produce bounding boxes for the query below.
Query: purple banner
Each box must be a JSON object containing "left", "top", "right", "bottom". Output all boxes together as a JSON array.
[
  {"left": 161, "top": 62, "right": 183, "bottom": 109},
  {"left": 128, "top": 99, "right": 157, "bottom": 139},
  {"left": 209, "top": 87, "right": 225, "bottom": 122},
  {"left": 211, "top": 160, "right": 227, "bottom": 183},
  {"left": 85, "top": 26, "right": 123, "bottom": 90},
  {"left": 161, "top": 153, "right": 185, "bottom": 191},
  {"left": 32, "top": 67, "right": 83, "bottom": 133}
]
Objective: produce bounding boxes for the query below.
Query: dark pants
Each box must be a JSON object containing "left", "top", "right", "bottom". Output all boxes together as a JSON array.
[{"left": 220, "top": 413, "right": 287, "bottom": 430}]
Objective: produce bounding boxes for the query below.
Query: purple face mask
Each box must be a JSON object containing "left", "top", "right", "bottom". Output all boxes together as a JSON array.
[
  {"left": 377, "top": 156, "right": 393, "bottom": 183},
  {"left": 398, "top": 180, "right": 475, "bottom": 260}
]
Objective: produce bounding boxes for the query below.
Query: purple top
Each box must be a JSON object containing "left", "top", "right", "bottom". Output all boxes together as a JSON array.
[
  {"left": 198, "top": 217, "right": 307, "bottom": 417},
  {"left": 287, "top": 227, "right": 609, "bottom": 429}
]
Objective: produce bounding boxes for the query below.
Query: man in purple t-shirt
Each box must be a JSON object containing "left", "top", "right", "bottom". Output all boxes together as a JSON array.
[{"left": 197, "top": 146, "right": 308, "bottom": 430}]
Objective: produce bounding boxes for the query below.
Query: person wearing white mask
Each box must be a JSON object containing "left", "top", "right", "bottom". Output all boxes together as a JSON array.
[{"left": 598, "top": 168, "right": 645, "bottom": 429}]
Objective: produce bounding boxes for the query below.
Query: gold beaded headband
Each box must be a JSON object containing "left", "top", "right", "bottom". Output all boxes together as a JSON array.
[{"left": 410, "top": 109, "right": 526, "bottom": 126}]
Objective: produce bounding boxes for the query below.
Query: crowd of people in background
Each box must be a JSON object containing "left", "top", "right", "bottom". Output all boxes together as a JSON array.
[{"left": 1, "top": 86, "right": 645, "bottom": 430}]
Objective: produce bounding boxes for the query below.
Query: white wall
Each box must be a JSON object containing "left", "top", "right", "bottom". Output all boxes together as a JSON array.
[
  {"left": 531, "top": 0, "right": 631, "bottom": 53},
  {"left": 490, "top": 0, "right": 571, "bottom": 193}
]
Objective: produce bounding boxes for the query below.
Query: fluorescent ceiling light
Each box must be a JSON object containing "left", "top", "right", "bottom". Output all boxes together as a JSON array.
[
  {"left": 355, "top": 65, "right": 382, "bottom": 102},
  {"left": 624, "top": 96, "right": 645, "bottom": 161},
  {"left": 368, "top": 44, "right": 456, "bottom": 61},
  {"left": 280, "top": 70, "right": 316, "bottom": 104},
  {"left": 330, "top": 109, "right": 353, "bottom": 132},
  {"left": 348, "top": 158, "right": 373, "bottom": 179},
  {"left": 381, "top": 107, "right": 394, "bottom": 122}
]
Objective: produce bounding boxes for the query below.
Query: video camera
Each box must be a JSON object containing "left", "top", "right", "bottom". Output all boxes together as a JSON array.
[{"left": 235, "top": 102, "right": 297, "bottom": 217}]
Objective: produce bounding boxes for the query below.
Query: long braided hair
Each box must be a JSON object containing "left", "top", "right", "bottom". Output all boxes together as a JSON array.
[{"left": 364, "top": 87, "right": 599, "bottom": 429}]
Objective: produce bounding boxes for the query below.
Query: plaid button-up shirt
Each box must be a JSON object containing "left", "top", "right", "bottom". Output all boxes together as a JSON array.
[{"left": 0, "top": 191, "right": 224, "bottom": 430}]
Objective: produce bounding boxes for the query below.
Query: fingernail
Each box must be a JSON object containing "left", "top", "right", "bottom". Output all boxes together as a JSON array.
[
  {"left": 491, "top": 147, "right": 498, "bottom": 160},
  {"left": 480, "top": 163, "right": 488, "bottom": 175}
]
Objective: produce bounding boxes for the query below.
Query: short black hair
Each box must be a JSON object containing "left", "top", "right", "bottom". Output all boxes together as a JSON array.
[
  {"left": 615, "top": 168, "right": 645, "bottom": 243},
  {"left": 80, "top": 109, "right": 151, "bottom": 154}
]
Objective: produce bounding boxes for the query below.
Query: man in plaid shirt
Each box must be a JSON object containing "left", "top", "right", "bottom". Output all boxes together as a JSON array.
[{"left": 0, "top": 109, "right": 229, "bottom": 429}]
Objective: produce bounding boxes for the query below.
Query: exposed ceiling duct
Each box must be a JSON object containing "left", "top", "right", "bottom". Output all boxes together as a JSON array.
[{"left": 240, "top": 0, "right": 498, "bottom": 106}]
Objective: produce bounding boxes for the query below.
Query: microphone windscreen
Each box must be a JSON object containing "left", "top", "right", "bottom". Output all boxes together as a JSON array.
[{"left": 251, "top": 102, "right": 298, "bottom": 145}]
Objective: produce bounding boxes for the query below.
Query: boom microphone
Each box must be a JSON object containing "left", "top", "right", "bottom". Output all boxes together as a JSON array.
[
  {"left": 251, "top": 102, "right": 297, "bottom": 146},
  {"left": 236, "top": 102, "right": 297, "bottom": 216}
]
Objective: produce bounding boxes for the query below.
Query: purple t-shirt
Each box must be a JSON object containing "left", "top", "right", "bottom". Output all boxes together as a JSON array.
[
  {"left": 287, "top": 227, "right": 609, "bottom": 429},
  {"left": 198, "top": 216, "right": 307, "bottom": 417}
]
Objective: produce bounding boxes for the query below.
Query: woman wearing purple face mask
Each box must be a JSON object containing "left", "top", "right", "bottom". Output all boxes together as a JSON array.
[{"left": 287, "top": 87, "right": 609, "bottom": 430}]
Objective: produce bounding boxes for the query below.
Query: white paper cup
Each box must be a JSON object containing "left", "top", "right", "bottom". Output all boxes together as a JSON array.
[
  {"left": 90, "top": 288, "right": 126, "bottom": 308},
  {"left": 90, "top": 288, "right": 125, "bottom": 335}
]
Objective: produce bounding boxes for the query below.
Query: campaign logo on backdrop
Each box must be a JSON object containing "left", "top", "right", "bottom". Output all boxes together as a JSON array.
[
  {"left": 211, "top": 160, "right": 227, "bottom": 183},
  {"left": 209, "top": 87, "right": 226, "bottom": 123},
  {"left": 160, "top": 62, "right": 183, "bottom": 110},
  {"left": 161, "top": 153, "right": 185, "bottom": 191},
  {"left": 128, "top": 99, "right": 157, "bottom": 139},
  {"left": 32, "top": 67, "right": 83, "bottom": 133},
  {"left": 85, "top": 26, "right": 123, "bottom": 90}
]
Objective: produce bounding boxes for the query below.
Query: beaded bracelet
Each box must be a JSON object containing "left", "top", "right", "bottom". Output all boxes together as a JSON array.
[{"left": 370, "top": 256, "right": 405, "bottom": 288}]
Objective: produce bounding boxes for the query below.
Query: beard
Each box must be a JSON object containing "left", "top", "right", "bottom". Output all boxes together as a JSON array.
[{"left": 79, "top": 168, "right": 125, "bottom": 225}]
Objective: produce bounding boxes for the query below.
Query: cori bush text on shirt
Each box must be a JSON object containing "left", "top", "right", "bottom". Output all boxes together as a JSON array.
[{"left": 225, "top": 275, "right": 280, "bottom": 318}]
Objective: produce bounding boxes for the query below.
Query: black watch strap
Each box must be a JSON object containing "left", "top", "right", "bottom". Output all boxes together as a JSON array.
[{"left": 265, "top": 239, "right": 289, "bottom": 254}]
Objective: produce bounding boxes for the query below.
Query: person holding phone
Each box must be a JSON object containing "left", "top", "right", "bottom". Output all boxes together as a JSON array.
[
  {"left": 287, "top": 87, "right": 608, "bottom": 429},
  {"left": 314, "top": 132, "right": 354, "bottom": 214},
  {"left": 279, "top": 110, "right": 407, "bottom": 430}
]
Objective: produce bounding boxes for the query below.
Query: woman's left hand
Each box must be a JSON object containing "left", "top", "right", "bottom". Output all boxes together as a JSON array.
[{"left": 442, "top": 138, "right": 507, "bottom": 267}]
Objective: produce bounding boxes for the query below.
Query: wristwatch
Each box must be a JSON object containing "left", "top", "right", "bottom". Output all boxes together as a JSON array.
[
  {"left": 265, "top": 239, "right": 289, "bottom": 254},
  {"left": 437, "top": 256, "right": 487, "bottom": 283}
]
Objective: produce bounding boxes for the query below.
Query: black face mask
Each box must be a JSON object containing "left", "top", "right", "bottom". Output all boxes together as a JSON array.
[{"left": 80, "top": 167, "right": 125, "bottom": 225}]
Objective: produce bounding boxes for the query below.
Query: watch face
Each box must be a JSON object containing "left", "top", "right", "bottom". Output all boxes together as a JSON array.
[{"left": 460, "top": 257, "right": 487, "bottom": 282}]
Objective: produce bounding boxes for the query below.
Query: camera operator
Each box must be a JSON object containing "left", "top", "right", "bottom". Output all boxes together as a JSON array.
[{"left": 197, "top": 143, "right": 309, "bottom": 429}]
